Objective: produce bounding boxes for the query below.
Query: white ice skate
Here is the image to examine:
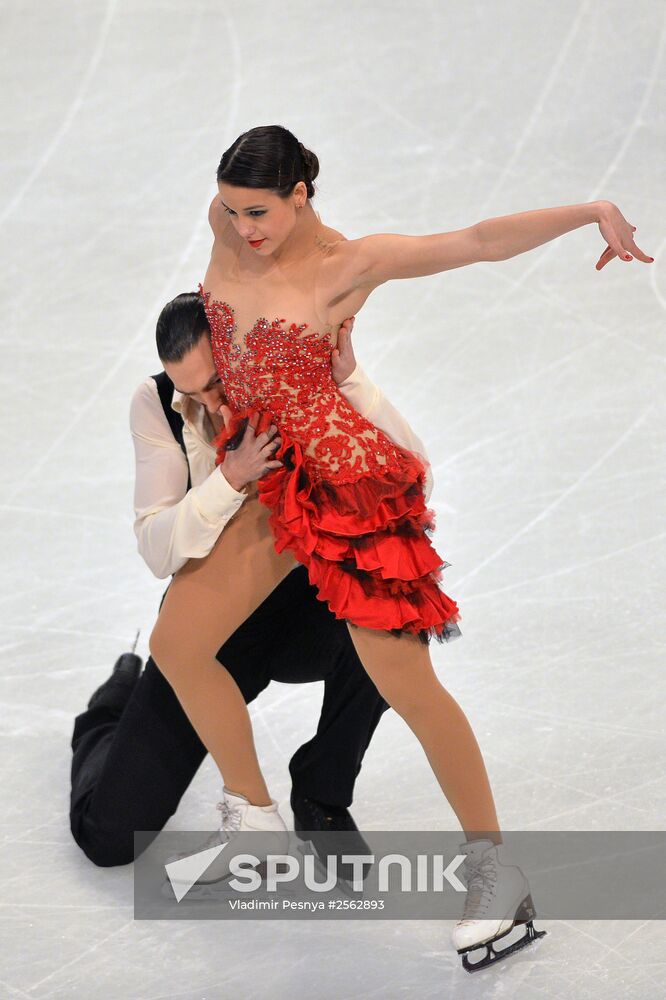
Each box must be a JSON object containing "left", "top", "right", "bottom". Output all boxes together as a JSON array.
[
  {"left": 451, "top": 838, "right": 546, "bottom": 972},
  {"left": 164, "top": 787, "right": 290, "bottom": 898}
]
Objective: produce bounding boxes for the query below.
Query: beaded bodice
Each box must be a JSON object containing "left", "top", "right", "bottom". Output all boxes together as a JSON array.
[{"left": 199, "top": 285, "right": 405, "bottom": 484}]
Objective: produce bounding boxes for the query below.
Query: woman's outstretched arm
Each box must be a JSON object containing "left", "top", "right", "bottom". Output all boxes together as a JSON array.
[{"left": 329, "top": 200, "right": 652, "bottom": 302}]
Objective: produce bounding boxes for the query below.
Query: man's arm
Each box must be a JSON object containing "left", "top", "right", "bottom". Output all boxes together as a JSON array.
[
  {"left": 338, "top": 366, "right": 434, "bottom": 502},
  {"left": 130, "top": 379, "right": 247, "bottom": 579},
  {"left": 332, "top": 325, "right": 434, "bottom": 502}
]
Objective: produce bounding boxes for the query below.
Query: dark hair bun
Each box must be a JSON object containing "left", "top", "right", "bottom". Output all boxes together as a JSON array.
[
  {"left": 298, "top": 141, "right": 320, "bottom": 189},
  {"left": 217, "top": 125, "right": 320, "bottom": 200}
]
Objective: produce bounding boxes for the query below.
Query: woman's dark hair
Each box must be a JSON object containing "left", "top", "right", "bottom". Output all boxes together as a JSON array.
[
  {"left": 216, "top": 125, "right": 319, "bottom": 199},
  {"left": 155, "top": 292, "right": 210, "bottom": 363}
]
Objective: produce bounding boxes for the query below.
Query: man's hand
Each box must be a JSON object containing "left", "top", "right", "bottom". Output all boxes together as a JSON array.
[
  {"left": 218, "top": 406, "right": 282, "bottom": 492},
  {"left": 331, "top": 315, "right": 358, "bottom": 384}
]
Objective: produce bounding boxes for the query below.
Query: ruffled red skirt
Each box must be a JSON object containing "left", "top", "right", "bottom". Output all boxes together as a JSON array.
[{"left": 214, "top": 410, "right": 462, "bottom": 644}]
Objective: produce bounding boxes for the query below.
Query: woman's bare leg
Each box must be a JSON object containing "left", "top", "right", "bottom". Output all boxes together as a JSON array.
[
  {"left": 346, "top": 625, "right": 501, "bottom": 844},
  {"left": 149, "top": 496, "right": 297, "bottom": 805}
]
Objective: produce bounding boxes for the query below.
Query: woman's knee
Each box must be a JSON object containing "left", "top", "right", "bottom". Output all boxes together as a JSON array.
[
  {"left": 351, "top": 635, "right": 442, "bottom": 721},
  {"left": 389, "top": 672, "right": 457, "bottom": 729},
  {"left": 377, "top": 683, "right": 431, "bottom": 724},
  {"left": 148, "top": 601, "right": 210, "bottom": 678}
]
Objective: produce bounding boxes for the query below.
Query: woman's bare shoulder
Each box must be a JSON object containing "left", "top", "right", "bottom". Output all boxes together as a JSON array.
[{"left": 314, "top": 218, "right": 348, "bottom": 254}]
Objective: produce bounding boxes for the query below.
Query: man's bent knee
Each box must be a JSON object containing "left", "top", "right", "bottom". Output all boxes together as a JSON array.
[{"left": 70, "top": 809, "right": 137, "bottom": 868}]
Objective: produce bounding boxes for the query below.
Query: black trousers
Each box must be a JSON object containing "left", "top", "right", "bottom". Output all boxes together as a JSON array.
[{"left": 70, "top": 565, "right": 388, "bottom": 867}]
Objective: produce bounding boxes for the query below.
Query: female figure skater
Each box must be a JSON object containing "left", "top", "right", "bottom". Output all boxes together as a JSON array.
[{"left": 150, "top": 125, "right": 651, "bottom": 970}]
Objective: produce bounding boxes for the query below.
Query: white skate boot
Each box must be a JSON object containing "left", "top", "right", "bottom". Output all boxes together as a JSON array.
[
  {"left": 451, "top": 838, "right": 546, "bottom": 972},
  {"left": 164, "top": 787, "right": 290, "bottom": 898}
]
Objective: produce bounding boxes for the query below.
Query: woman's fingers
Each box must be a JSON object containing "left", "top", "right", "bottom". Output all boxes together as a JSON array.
[
  {"left": 627, "top": 237, "right": 653, "bottom": 263},
  {"left": 596, "top": 240, "right": 654, "bottom": 269},
  {"left": 607, "top": 227, "right": 626, "bottom": 260},
  {"left": 600, "top": 216, "right": 635, "bottom": 260},
  {"left": 596, "top": 205, "right": 652, "bottom": 267},
  {"left": 596, "top": 245, "right": 616, "bottom": 270}
]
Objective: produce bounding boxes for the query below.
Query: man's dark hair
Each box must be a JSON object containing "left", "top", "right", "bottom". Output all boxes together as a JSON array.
[{"left": 155, "top": 292, "right": 210, "bottom": 363}]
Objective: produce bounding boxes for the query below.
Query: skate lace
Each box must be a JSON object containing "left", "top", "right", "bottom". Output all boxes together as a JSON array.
[
  {"left": 460, "top": 855, "right": 498, "bottom": 923},
  {"left": 216, "top": 799, "right": 243, "bottom": 834}
]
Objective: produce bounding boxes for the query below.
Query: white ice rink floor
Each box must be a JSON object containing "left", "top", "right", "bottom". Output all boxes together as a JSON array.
[{"left": 2, "top": 1, "right": 665, "bottom": 997}]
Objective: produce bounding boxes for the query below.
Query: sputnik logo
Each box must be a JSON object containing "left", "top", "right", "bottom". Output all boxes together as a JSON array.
[{"left": 164, "top": 843, "right": 228, "bottom": 902}]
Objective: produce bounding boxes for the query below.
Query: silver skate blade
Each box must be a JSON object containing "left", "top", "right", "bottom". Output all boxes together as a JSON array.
[{"left": 461, "top": 921, "right": 547, "bottom": 973}]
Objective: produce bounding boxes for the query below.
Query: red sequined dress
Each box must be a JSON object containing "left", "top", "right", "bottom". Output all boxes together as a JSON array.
[{"left": 200, "top": 284, "right": 461, "bottom": 644}]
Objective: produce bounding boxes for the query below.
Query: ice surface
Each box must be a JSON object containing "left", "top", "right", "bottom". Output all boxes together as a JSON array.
[{"left": 1, "top": 0, "right": 664, "bottom": 997}]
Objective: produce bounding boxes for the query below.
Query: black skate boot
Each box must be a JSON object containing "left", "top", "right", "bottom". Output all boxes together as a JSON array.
[{"left": 291, "top": 789, "right": 373, "bottom": 888}]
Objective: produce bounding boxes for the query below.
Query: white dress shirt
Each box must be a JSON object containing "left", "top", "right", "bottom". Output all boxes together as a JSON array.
[{"left": 130, "top": 365, "right": 434, "bottom": 579}]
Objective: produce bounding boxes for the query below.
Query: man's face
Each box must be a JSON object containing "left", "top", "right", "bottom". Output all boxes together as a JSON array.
[{"left": 163, "top": 334, "right": 227, "bottom": 416}]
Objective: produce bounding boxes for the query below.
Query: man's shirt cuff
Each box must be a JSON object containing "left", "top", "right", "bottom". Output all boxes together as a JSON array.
[{"left": 193, "top": 466, "right": 248, "bottom": 523}]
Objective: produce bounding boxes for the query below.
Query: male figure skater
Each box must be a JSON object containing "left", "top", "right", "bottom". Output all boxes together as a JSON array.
[{"left": 69, "top": 294, "right": 433, "bottom": 869}]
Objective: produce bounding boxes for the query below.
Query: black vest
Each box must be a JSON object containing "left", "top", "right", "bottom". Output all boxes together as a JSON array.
[{"left": 150, "top": 371, "right": 192, "bottom": 492}]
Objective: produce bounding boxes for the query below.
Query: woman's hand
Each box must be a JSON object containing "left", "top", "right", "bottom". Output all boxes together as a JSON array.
[
  {"left": 331, "top": 315, "right": 357, "bottom": 384},
  {"left": 595, "top": 201, "right": 654, "bottom": 270},
  {"left": 217, "top": 405, "right": 282, "bottom": 492}
]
